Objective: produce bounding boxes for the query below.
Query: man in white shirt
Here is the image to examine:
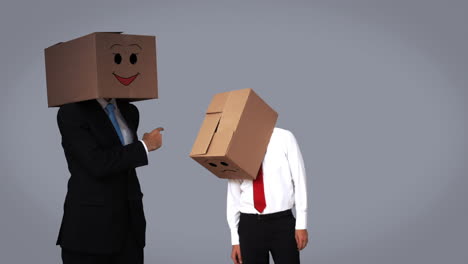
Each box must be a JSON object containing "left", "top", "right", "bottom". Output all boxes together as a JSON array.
[{"left": 227, "top": 127, "right": 308, "bottom": 264}]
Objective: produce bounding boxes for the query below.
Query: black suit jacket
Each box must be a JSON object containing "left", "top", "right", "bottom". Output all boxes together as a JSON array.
[{"left": 56, "top": 99, "right": 148, "bottom": 254}]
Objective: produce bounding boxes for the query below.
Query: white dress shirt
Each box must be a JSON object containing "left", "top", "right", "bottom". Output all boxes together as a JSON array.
[
  {"left": 96, "top": 99, "right": 148, "bottom": 153},
  {"left": 227, "top": 127, "right": 308, "bottom": 245}
]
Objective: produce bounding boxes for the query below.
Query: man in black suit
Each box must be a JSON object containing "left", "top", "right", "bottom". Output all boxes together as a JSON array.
[{"left": 56, "top": 98, "right": 163, "bottom": 264}]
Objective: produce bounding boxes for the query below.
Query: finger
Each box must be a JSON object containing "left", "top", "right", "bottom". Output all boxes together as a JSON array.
[
  {"left": 231, "top": 252, "right": 236, "bottom": 263},
  {"left": 299, "top": 237, "right": 305, "bottom": 250},
  {"left": 154, "top": 127, "right": 164, "bottom": 132},
  {"left": 295, "top": 234, "right": 300, "bottom": 250},
  {"left": 301, "top": 238, "right": 307, "bottom": 250},
  {"left": 238, "top": 250, "right": 243, "bottom": 264},
  {"left": 233, "top": 252, "right": 240, "bottom": 264}
]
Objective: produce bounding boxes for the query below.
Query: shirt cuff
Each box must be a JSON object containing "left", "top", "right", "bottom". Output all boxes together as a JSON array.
[
  {"left": 139, "top": 140, "right": 149, "bottom": 154},
  {"left": 231, "top": 229, "right": 240, "bottom": 245},
  {"left": 295, "top": 210, "right": 307, "bottom": 230}
]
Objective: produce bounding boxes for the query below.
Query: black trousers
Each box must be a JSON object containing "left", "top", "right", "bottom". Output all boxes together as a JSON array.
[
  {"left": 61, "top": 230, "right": 143, "bottom": 264},
  {"left": 239, "top": 209, "right": 300, "bottom": 264}
]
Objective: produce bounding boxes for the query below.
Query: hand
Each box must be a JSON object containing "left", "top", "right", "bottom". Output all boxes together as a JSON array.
[
  {"left": 231, "top": 245, "right": 242, "bottom": 264},
  {"left": 142, "top": 127, "right": 164, "bottom": 151},
  {"left": 295, "top": 229, "right": 308, "bottom": 250}
]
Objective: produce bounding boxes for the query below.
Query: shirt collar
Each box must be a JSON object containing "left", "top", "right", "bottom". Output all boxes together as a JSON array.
[{"left": 96, "top": 98, "right": 118, "bottom": 110}]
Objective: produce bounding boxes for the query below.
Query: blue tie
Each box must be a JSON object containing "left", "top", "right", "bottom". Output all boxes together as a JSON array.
[{"left": 105, "top": 103, "right": 125, "bottom": 145}]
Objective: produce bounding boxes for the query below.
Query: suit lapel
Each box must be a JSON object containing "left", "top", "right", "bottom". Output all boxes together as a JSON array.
[
  {"left": 86, "top": 100, "right": 123, "bottom": 145},
  {"left": 116, "top": 99, "right": 138, "bottom": 142}
]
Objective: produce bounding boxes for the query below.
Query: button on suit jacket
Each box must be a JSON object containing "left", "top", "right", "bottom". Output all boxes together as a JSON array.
[{"left": 56, "top": 99, "right": 148, "bottom": 254}]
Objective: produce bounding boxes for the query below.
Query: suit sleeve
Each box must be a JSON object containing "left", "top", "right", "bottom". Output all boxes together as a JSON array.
[
  {"left": 130, "top": 103, "right": 140, "bottom": 130},
  {"left": 57, "top": 104, "right": 148, "bottom": 179},
  {"left": 130, "top": 104, "right": 149, "bottom": 154}
]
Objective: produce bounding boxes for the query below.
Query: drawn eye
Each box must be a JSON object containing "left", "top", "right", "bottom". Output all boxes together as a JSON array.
[
  {"left": 209, "top": 163, "right": 217, "bottom": 167},
  {"left": 220, "top": 162, "right": 229, "bottom": 166},
  {"left": 130, "top": 53, "right": 138, "bottom": 64},
  {"left": 114, "top": 53, "right": 122, "bottom": 64}
]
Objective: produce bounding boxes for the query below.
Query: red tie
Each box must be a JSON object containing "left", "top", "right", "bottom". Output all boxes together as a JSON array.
[{"left": 253, "top": 164, "right": 267, "bottom": 213}]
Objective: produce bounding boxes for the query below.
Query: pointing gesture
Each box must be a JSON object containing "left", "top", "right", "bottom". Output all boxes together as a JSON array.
[{"left": 143, "top": 127, "right": 164, "bottom": 151}]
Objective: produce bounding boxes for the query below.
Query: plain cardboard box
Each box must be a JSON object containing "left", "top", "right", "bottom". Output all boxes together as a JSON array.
[
  {"left": 190, "top": 88, "right": 278, "bottom": 180},
  {"left": 44, "top": 32, "right": 158, "bottom": 107}
]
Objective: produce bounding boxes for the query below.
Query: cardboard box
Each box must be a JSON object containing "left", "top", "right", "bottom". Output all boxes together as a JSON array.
[
  {"left": 190, "top": 88, "right": 278, "bottom": 180},
  {"left": 45, "top": 32, "right": 158, "bottom": 107}
]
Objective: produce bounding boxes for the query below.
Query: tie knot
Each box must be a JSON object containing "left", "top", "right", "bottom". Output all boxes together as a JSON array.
[{"left": 105, "top": 103, "right": 115, "bottom": 113}]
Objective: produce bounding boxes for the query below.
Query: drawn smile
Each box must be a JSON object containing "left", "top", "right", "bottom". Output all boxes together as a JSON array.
[{"left": 113, "top": 72, "right": 140, "bottom": 86}]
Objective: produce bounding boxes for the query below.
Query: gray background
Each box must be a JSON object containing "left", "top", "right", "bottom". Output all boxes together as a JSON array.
[{"left": 1, "top": 0, "right": 467, "bottom": 263}]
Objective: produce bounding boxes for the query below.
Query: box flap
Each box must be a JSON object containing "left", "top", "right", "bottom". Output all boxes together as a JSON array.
[
  {"left": 190, "top": 113, "right": 221, "bottom": 155},
  {"left": 206, "top": 92, "right": 229, "bottom": 113},
  {"left": 208, "top": 128, "right": 234, "bottom": 155}
]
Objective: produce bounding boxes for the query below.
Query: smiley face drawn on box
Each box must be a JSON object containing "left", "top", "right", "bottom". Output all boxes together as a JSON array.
[
  {"left": 44, "top": 32, "right": 158, "bottom": 107},
  {"left": 110, "top": 43, "right": 141, "bottom": 86},
  {"left": 96, "top": 33, "right": 157, "bottom": 98}
]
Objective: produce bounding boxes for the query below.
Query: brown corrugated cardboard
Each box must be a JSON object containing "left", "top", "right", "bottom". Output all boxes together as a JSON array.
[
  {"left": 45, "top": 32, "right": 157, "bottom": 107},
  {"left": 190, "top": 88, "right": 278, "bottom": 180}
]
